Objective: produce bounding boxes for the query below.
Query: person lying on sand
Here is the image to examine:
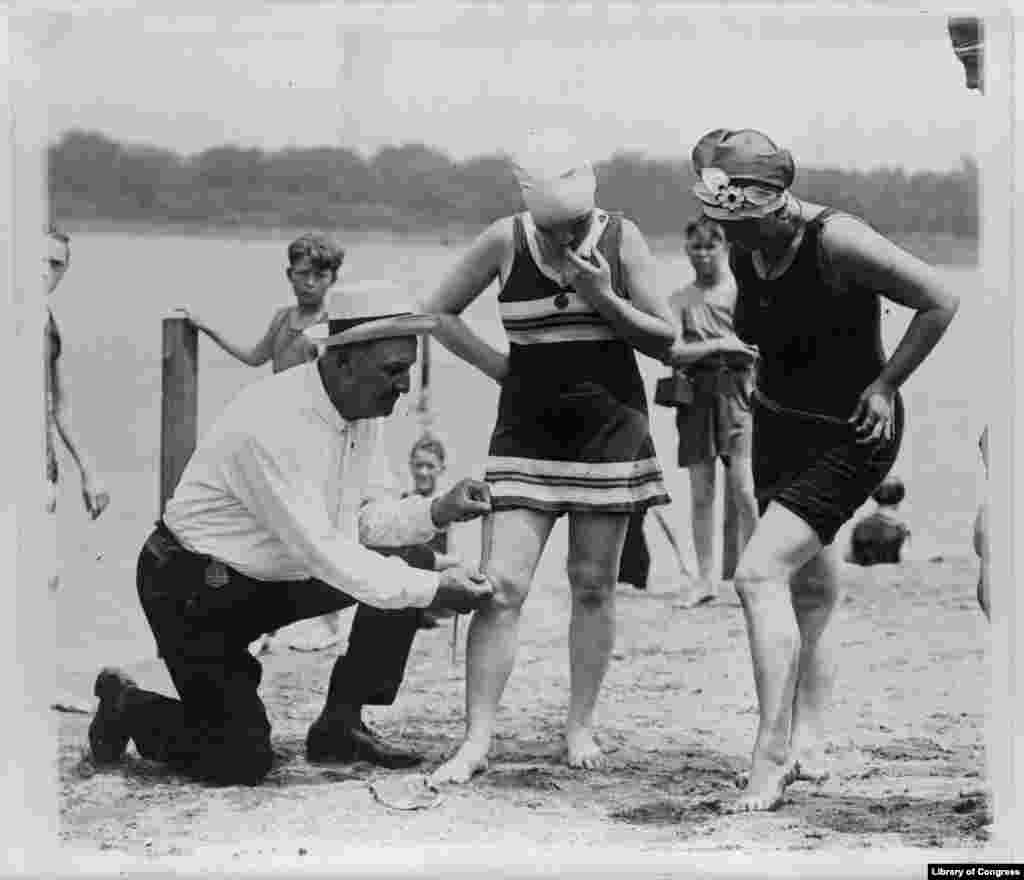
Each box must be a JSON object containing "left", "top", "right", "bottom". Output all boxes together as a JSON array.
[
  {"left": 846, "top": 477, "right": 911, "bottom": 567},
  {"left": 86, "top": 288, "right": 494, "bottom": 786}
]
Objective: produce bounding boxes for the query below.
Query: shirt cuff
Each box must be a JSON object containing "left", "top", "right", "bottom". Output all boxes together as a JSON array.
[{"left": 405, "top": 568, "right": 442, "bottom": 609}]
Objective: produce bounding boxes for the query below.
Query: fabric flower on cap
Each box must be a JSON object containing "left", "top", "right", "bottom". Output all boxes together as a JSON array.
[{"left": 694, "top": 167, "right": 787, "bottom": 221}]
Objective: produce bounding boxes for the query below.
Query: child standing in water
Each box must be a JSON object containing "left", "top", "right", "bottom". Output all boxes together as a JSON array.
[{"left": 177, "top": 232, "right": 346, "bottom": 653}]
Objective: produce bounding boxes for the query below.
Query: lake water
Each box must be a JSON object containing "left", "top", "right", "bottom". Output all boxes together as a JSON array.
[{"left": 51, "top": 230, "right": 993, "bottom": 681}]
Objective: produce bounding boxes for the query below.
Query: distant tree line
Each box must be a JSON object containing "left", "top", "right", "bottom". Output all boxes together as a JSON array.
[{"left": 49, "top": 129, "right": 978, "bottom": 242}]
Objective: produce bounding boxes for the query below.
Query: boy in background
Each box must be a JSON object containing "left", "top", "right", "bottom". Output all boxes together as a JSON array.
[
  {"left": 177, "top": 232, "right": 346, "bottom": 653},
  {"left": 403, "top": 434, "right": 463, "bottom": 627}
]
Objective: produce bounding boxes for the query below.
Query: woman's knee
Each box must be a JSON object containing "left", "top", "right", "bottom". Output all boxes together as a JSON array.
[
  {"left": 486, "top": 566, "right": 532, "bottom": 612},
  {"left": 790, "top": 556, "right": 843, "bottom": 609},
  {"left": 733, "top": 556, "right": 791, "bottom": 603},
  {"left": 567, "top": 559, "right": 617, "bottom": 606}
]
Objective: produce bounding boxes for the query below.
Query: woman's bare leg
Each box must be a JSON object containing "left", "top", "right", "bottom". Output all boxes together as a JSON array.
[
  {"left": 788, "top": 544, "right": 843, "bottom": 782},
  {"left": 429, "top": 508, "right": 554, "bottom": 784},
  {"left": 731, "top": 503, "right": 822, "bottom": 812},
  {"left": 564, "top": 512, "right": 628, "bottom": 769}
]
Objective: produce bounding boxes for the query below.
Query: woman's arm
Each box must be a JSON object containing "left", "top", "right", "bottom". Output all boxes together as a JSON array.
[
  {"left": 824, "top": 217, "right": 960, "bottom": 441},
  {"left": 565, "top": 218, "right": 676, "bottom": 360},
  {"left": 48, "top": 356, "right": 109, "bottom": 519},
  {"left": 418, "top": 219, "right": 512, "bottom": 384},
  {"left": 175, "top": 306, "right": 280, "bottom": 367},
  {"left": 664, "top": 336, "right": 757, "bottom": 368}
]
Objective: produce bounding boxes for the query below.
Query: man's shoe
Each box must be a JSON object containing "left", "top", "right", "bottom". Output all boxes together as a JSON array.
[
  {"left": 87, "top": 667, "right": 137, "bottom": 765},
  {"left": 306, "top": 716, "right": 423, "bottom": 769}
]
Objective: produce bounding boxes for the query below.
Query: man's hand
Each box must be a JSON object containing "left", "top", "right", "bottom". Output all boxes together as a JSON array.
[
  {"left": 429, "top": 565, "right": 494, "bottom": 614},
  {"left": 430, "top": 478, "right": 492, "bottom": 528}
]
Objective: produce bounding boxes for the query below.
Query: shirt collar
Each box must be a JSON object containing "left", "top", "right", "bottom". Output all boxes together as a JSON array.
[{"left": 305, "top": 361, "right": 350, "bottom": 433}]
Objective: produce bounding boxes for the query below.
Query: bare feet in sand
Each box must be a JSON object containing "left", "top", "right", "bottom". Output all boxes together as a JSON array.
[
  {"left": 674, "top": 579, "right": 717, "bottom": 609},
  {"left": 736, "top": 750, "right": 830, "bottom": 788},
  {"left": 566, "top": 728, "right": 606, "bottom": 769},
  {"left": 429, "top": 743, "right": 490, "bottom": 785},
  {"left": 792, "top": 748, "right": 830, "bottom": 784},
  {"left": 728, "top": 760, "right": 797, "bottom": 813}
]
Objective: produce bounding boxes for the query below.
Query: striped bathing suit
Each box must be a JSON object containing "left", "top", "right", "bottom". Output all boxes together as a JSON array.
[{"left": 484, "top": 211, "right": 670, "bottom": 515}]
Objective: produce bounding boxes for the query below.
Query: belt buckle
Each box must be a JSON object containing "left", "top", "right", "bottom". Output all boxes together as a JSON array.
[{"left": 204, "top": 560, "right": 230, "bottom": 589}]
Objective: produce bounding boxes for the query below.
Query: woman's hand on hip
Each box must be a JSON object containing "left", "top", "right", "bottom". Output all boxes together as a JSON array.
[{"left": 849, "top": 380, "right": 896, "bottom": 444}]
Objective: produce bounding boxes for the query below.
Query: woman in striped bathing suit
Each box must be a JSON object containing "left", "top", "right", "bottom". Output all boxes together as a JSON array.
[
  {"left": 691, "top": 129, "right": 959, "bottom": 812},
  {"left": 422, "top": 134, "right": 676, "bottom": 782}
]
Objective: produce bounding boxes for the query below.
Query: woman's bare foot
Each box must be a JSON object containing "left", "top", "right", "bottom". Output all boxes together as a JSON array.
[
  {"left": 429, "top": 742, "right": 490, "bottom": 785},
  {"left": 674, "top": 579, "right": 717, "bottom": 609},
  {"left": 566, "top": 727, "right": 605, "bottom": 770},
  {"left": 792, "top": 748, "right": 830, "bottom": 784},
  {"left": 728, "top": 759, "right": 797, "bottom": 813}
]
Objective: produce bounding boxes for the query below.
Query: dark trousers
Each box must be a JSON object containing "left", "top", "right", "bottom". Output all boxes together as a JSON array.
[
  {"left": 121, "top": 525, "right": 421, "bottom": 786},
  {"left": 618, "top": 511, "right": 650, "bottom": 589}
]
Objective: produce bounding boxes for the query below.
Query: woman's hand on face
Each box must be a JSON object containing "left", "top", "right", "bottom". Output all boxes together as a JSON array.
[
  {"left": 849, "top": 380, "right": 896, "bottom": 444},
  {"left": 564, "top": 247, "right": 614, "bottom": 301}
]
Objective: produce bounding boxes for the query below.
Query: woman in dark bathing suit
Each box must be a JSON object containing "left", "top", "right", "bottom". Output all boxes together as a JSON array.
[{"left": 690, "top": 129, "right": 959, "bottom": 812}]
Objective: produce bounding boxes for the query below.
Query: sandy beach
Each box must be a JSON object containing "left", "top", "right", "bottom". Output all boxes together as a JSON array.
[
  {"left": 47, "top": 232, "right": 992, "bottom": 870},
  {"left": 57, "top": 552, "right": 989, "bottom": 866}
]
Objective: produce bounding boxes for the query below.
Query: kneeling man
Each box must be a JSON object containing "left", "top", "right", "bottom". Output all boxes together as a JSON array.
[{"left": 87, "top": 285, "right": 493, "bottom": 785}]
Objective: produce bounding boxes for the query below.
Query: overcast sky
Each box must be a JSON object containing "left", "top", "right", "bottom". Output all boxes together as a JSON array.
[{"left": 32, "top": 2, "right": 981, "bottom": 172}]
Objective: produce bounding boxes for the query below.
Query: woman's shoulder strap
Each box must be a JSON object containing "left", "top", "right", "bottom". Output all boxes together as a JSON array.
[{"left": 512, "top": 212, "right": 528, "bottom": 253}]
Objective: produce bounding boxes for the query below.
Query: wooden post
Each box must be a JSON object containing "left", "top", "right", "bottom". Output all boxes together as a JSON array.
[
  {"left": 722, "top": 479, "right": 739, "bottom": 580},
  {"left": 160, "top": 316, "right": 198, "bottom": 514}
]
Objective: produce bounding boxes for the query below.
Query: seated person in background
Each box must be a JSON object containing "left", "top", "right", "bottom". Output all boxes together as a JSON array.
[
  {"left": 403, "top": 433, "right": 464, "bottom": 627},
  {"left": 848, "top": 476, "right": 911, "bottom": 566}
]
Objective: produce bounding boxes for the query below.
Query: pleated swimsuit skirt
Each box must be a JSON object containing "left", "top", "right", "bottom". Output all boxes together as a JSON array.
[{"left": 484, "top": 213, "right": 670, "bottom": 516}]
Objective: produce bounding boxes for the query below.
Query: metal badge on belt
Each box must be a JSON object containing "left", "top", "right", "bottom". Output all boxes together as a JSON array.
[{"left": 204, "top": 560, "right": 230, "bottom": 589}]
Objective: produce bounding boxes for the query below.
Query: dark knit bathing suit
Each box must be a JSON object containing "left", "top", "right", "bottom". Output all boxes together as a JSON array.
[{"left": 731, "top": 209, "right": 902, "bottom": 544}]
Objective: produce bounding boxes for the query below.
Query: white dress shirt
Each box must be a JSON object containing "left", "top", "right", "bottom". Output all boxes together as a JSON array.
[{"left": 164, "top": 363, "right": 440, "bottom": 609}]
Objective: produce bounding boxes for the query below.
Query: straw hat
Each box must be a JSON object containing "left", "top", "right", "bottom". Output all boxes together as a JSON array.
[{"left": 315, "top": 280, "right": 438, "bottom": 349}]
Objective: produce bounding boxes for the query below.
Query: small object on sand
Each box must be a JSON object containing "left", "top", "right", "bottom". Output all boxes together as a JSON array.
[{"left": 369, "top": 774, "right": 444, "bottom": 810}]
